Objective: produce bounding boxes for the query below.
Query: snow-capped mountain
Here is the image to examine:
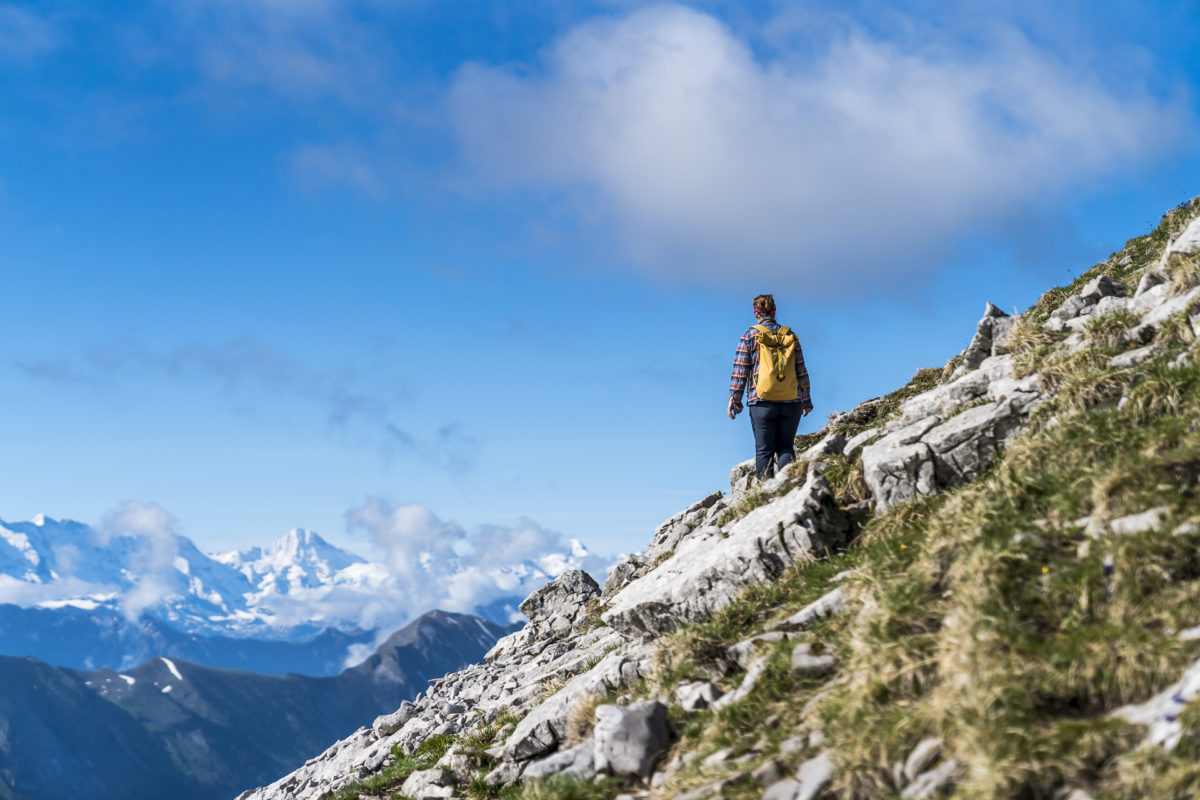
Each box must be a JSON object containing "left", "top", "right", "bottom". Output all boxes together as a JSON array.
[{"left": 0, "top": 513, "right": 604, "bottom": 651}]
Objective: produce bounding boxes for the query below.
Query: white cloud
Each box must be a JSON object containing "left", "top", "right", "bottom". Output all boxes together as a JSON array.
[
  {"left": 292, "top": 143, "right": 386, "bottom": 197},
  {"left": 0, "top": 575, "right": 115, "bottom": 606},
  {"left": 345, "top": 498, "right": 608, "bottom": 620},
  {"left": 0, "top": 5, "right": 58, "bottom": 62},
  {"left": 447, "top": 4, "right": 1188, "bottom": 291},
  {"left": 101, "top": 501, "right": 181, "bottom": 621}
]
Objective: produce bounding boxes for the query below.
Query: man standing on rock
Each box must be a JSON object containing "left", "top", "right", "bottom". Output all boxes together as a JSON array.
[{"left": 727, "top": 294, "right": 813, "bottom": 478}]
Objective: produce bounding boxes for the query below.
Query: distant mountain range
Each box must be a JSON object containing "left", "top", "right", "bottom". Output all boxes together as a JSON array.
[
  {"left": 0, "top": 609, "right": 510, "bottom": 800},
  {"left": 0, "top": 514, "right": 602, "bottom": 674}
]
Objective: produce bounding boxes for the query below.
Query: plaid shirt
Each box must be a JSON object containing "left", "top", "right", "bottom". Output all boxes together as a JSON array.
[{"left": 729, "top": 317, "right": 812, "bottom": 413}]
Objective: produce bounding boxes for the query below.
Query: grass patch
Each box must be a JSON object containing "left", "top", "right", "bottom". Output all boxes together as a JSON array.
[
  {"left": 329, "top": 737, "right": 458, "bottom": 800},
  {"left": 812, "top": 339, "right": 1200, "bottom": 798},
  {"left": 830, "top": 368, "right": 942, "bottom": 441},
  {"left": 517, "top": 776, "right": 623, "bottom": 800},
  {"left": 1086, "top": 309, "right": 1142, "bottom": 352}
]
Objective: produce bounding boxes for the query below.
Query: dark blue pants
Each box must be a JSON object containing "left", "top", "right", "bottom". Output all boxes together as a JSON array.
[{"left": 749, "top": 402, "right": 804, "bottom": 477}]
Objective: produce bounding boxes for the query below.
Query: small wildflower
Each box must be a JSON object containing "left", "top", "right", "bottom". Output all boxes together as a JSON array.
[
  {"left": 1042, "top": 566, "right": 1050, "bottom": 574},
  {"left": 900, "top": 544, "right": 906, "bottom": 551}
]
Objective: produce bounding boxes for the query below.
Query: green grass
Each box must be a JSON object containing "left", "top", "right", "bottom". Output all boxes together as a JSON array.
[
  {"left": 829, "top": 368, "right": 943, "bottom": 441},
  {"left": 525, "top": 777, "right": 624, "bottom": 800},
  {"left": 810, "top": 344, "right": 1200, "bottom": 799}
]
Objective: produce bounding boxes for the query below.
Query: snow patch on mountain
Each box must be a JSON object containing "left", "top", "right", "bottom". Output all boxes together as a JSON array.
[{"left": 0, "top": 507, "right": 609, "bottom": 644}]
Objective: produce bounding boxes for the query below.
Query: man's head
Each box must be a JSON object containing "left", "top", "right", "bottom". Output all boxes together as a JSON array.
[{"left": 753, "top": 294, "right": 776, "bottom": 318}]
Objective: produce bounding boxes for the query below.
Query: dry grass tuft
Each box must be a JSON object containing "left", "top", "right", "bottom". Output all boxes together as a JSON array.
[
  {"left": 1167, "top": 251, "right": 1200, "bottom": 296},
  {"left": 564, "top": 694, "right": 601, "bottom": 745}
]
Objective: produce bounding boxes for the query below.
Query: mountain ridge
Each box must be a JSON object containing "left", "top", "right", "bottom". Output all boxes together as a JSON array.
[
  {"left": 0, "top": 515, "right": 600, "bottom": 673},
  {"left": 0, "top": 609, "right": 511, "bottom": 800}
]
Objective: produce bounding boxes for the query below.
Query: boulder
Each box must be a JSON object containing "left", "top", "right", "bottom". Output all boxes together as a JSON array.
[
  {"left": 601, "top": 554, "right": 648, "bottom": 601},
  {"left": 961, "top": 303, "right": 1011, "bottom": 369},
  {"left": 372, "top": 702, "right": 415, "bottom": 737},
  {"left": 518, "top": 569, "right": 601, "bottom": 636},
  {"left": 730, "top": 460, "right": 756, "bottom": 492},
  {"left": 399, "top": 768, "right": 455, "bottom": 800},
  {"left": 593, "top": 701, "right": 670, "bottom": 779},
  {"left": 483, "top": 760, "right": 524, "bottom": 788},
  {"left": 522, "top": 738, "right": 596, "bottom": 781},
  {"left": 1079, "top": 275, "right": 1126, "bottom": 302}
]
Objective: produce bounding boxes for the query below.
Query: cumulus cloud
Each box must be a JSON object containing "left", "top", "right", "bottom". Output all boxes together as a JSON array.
[
  {"left": 345, "top": 497, "right": 608, "bottom": 618},
  {"left": 100, "top": 501, "right": 181, "bottom": 621},
  {"left": 338, "top": 498, "right": 609, "bottom": 667},
  {"left": 447, "top": 4, "right": 1189, "bottom": 291}
]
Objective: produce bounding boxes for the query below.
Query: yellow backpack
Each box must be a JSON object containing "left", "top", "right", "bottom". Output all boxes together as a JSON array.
[{"left": 752, "top": 324, "right": 798, "bottom": 401}]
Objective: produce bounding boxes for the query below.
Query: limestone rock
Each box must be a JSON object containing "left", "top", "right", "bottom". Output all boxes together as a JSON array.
[
  {"left": 800, "top": 431, "right": 846, "bottom": 462},
  {"left": 961, "top": 303, "right": 1011, "bottom": 369},
  {"left": 1079, "top": 275, "right": 1127, "bottom": 302},
  {"left": 1136, "top": 271, "right": 1166, "bottom": 297},
  {"left": 1109, "top": 507, "right": 1169, "bottom": 536},
  {"left": 674, "top": 682, "right": 723, "bottom": 712},
  {"left": 602, "top": 554, "right": 648, "bottom": 601},
  {"left": 522, "top": 738, "right": 596, "bottom": 781},
  {"left": 603, "top": 468, "right": 851, "bottom": 637},
  {"left": 753, "top": 759, "right": 788, "bottom": 787},
  {"left": 484, "top": 760, "right": 524, "bottom": 788},
  {"left": 518, "top": 569, "right": 600, "bottom": 636},
  {"left": 790, "top": 643, "right": 836, "bottom": 677},
  {"left": 711, "top": 657, "right": 769, "bottom": 711},
  {"left": 763, "top": 750, "right": 834, "bottom": 800},
  {"left": 593, "top": 701, "right": 670, "bottom": 779},
  {"left": 372, "top": 703, "right": 415, "bottom": 737},
  {"left": 778, "top": 587, "right": 846, "bottom": 631},
  {"left": 730, "top": 460, "right": 756, "bottom": 492},
  {"left": 1159, "top": 213, "right": 1200, "bottom": 271},
  {"left": 903, "top": 738, "right": 943, "bottom": 783},
  {"left": 399, "top": 768, "right": 455, "bottom": 800},
  {"left": 901, "top": 758, "right": 959, "bottom": 799},
  {"left": 862, "top": 354, "right": 1039, "bottom": 512}
]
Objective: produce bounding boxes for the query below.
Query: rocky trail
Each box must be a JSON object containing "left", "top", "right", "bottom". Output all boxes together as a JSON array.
[{"left": 239, "top": 199, "right": 1200, "bottom": 800}]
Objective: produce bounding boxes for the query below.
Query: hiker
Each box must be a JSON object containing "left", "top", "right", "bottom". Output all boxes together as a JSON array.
[{"left": 727, "top": 294, "right": 813, "bottom": 478}]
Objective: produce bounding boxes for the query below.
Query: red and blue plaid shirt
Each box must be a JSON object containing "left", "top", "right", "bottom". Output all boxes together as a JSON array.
[{"left": 730, "top": 316, "right": 812, "bottom": 413}]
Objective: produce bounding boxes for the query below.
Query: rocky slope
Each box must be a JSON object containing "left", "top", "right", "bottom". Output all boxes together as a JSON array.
[
  {"left": 0, "top": 610, "right": 508, "bottom": 800},
  {"left": 239, "top": 198, "right": 1200, "bottom": 800}
]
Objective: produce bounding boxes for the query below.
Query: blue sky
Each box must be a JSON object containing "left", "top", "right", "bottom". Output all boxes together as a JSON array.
[{"left": 1, "top": 0, "right": 1198, "bottom": 561}]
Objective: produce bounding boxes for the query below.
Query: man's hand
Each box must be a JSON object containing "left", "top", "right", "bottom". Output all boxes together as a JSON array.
[{"left": 727, "top": 397, "right": 739, "bottom": 419}]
